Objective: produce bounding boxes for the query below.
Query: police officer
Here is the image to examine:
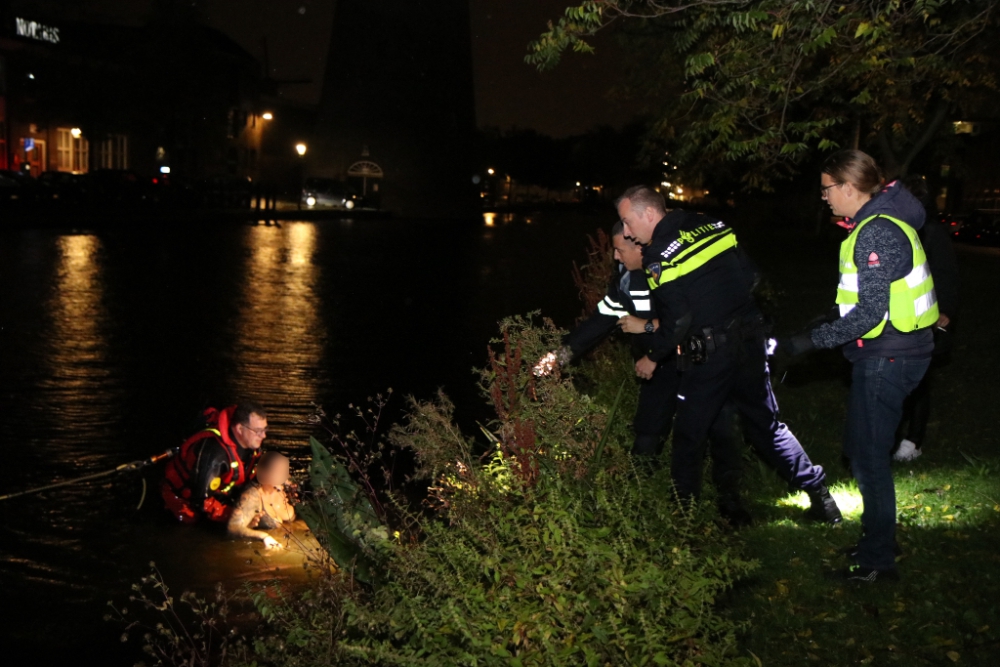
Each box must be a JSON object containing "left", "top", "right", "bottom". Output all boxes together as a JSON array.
[
  {"left": 539, "top": 222, "right": 750, "bottom": 524},
  {"left": 782, "top": 151, "right": 937, "bottom": 582},
  {"left": 616, "top": 186, "right": 842, "bottom": 523}
]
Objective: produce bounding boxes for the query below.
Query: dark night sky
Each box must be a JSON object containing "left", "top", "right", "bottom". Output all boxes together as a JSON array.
[
  {"left": 201, "top": 0, "right": 630, "bottom": 136},
  {"left": 34, "top": 0, "right": 631, "bottom": 137}
]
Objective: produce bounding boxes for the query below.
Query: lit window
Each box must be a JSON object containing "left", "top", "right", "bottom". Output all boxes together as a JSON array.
[
  {"left": 57, "top": 128, "right": 89, "bottom": 173},
  {"left": 98, "top": 134, "right": 128, "bottom": 169},
  {"left": 953, "top": 121, "right": 978, "bottom": 135}
]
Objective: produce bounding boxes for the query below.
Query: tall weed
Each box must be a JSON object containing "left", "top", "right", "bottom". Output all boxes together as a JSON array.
[{"left": 254, "top": 316, "right": 756, "bottom": 666}]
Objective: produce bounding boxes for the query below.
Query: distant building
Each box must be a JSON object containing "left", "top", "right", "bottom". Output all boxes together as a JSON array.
[{"left": 0, "top": 3, "right": 295, "bottom": 187}]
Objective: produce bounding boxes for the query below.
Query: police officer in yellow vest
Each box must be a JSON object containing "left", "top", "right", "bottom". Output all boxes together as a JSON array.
[{"left": 780, "top": 150, "right": 937, "bottom": 583}]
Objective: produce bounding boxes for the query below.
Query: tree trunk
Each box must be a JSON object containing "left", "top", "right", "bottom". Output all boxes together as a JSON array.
[
  {"left": 898, "top": 101, "right": 951, "bottom": 177},
  {"left": 876, "top": 100, "right": 951, "bottom": 180}
]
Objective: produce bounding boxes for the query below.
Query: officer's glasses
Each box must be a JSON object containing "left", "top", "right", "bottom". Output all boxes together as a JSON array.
[{"left": 243, "top": 425, "right": 267, "bottom": 437}]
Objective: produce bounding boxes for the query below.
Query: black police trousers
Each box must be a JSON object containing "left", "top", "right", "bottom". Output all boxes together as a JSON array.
[
  {"left": 631, "top": 360, "right": 743, "bottom": 500},
  {"left": 671, "top": 336, "right": 827, "bottom": 499}
]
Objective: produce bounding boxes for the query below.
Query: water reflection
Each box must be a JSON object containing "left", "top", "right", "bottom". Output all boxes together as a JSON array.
[
  {"left": 44, "top": 234, "right": 118, "bottom": 465},
  {"left": 233, "top": 223, "right": 325, "bottom": 445}
]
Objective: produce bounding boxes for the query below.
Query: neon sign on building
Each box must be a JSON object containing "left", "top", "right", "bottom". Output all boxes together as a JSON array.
[{"left": 15, "top": 18, "right": 61, "bottom": 44}]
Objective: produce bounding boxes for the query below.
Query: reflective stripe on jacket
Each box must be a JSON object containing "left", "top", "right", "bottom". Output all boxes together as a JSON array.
[
  {"left": 835, "top": 213, "right": 939, "bottom": 339},
  {"left": 645, "top": 223, "right": 738, "bottom": 289}
]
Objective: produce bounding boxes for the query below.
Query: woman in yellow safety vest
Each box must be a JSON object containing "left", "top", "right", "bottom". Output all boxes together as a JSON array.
[{"left": 781, "top": 150, "right": 937, "bottom": 583}]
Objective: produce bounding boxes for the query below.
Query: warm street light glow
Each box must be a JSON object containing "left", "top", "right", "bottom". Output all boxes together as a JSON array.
[
  {"left": 295, "top": 143, "right": 307, "bottom": 156},
  {"left": 487, "top": 168, "right": 495, "bottom": 175},
  {"left": 70, "top": 127, "right": 82, "bottom": 138},
  {"left": 262, "top": 112, "right": 273, "bottom": 120}
]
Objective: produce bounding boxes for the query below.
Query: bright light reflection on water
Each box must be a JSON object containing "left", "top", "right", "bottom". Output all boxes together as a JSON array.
[{"left": 233, "top": 223, "right": 324, "bottom": 441}]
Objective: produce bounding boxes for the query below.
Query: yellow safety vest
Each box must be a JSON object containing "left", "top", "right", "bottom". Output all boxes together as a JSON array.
[{"left": 835, "top": 214, "right": 938, "bottom": 339}]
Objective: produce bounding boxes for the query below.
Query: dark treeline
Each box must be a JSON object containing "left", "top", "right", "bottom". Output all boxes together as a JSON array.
[{"left": 475, "top": 121, "right": 659, "bottom": 197}]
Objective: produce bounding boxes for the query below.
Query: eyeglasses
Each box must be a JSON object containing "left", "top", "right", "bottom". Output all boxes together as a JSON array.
[
  {"left": 242, "top": 425, "right": 267, "bottom": 437},
  {"left": 820, "top": 182, "right": 842, "bottom": 197}
]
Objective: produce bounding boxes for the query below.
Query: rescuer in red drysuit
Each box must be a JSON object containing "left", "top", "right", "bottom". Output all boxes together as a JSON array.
[{"left": 161, "top": 401, "right": 267, "bottom": 524}]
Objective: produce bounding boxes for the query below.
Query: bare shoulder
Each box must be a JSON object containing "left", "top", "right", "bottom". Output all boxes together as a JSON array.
[{"left": 233, "top": 483, "right": 264, "bottom": 514}]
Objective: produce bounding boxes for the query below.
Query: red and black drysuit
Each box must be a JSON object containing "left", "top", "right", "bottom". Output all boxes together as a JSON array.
[{"left": 161, "top": 406, "right": 259, "bottom": 524}]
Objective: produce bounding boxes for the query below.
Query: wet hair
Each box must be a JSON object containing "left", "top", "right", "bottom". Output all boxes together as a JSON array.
[
  {"left": 615, "top": 185, "right": 666, "bottom": 215},
  {"left": 232, "top": 400, "right": 267, "bottom": 426},
  {"left": 611, "top": 220, "right": 625, "bottom": 237},
  {"left": 821, "top": 150, "right": 884, "bottom": 195}
]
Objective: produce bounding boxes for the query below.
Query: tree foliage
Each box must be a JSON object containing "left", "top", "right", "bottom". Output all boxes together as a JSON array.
[{"left": 528, "top": 1, "right": 1000, "bottom": 186}]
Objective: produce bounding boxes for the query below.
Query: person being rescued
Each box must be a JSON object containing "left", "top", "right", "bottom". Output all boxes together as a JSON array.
[
  {"left": 227, "top": 451, "right": 299, "bottom": 549},
  {"left": 161, "top": 401, "right": 268, "bottom": 524}
]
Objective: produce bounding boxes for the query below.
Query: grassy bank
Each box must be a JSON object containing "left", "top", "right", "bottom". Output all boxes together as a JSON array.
[{"left": 721, "top": 232, "right": 1000, "bottom": 666}]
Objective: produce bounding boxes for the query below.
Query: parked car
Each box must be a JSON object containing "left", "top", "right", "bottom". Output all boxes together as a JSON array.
[
  {"left": 37, "top": 171, "right": 88, "bottom": 205},
  {"left": 0, "top": 172, "right": 22, "bottom": 207},
  {"left": 953, "top": 209, "right": 1000, "bottom": 245},
  {"left": 83, "top": 169, "right": 155, "bottom": 206},
  {"left": 0, "top": 169, "right": 48, "bottom": 204},
  {"left": 301, "top": 178, "right": 361, "bottom": 210},
  {"left": 197, "top": 175, "right": 253, "bottom": 208},
  {"left": 937, "top": 212, "right": 966, "bottom": 235}
]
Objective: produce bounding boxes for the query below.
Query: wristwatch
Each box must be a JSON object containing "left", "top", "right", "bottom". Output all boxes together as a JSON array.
[{"left": 644, "top": 319, "right": 655, "bottom": 334}]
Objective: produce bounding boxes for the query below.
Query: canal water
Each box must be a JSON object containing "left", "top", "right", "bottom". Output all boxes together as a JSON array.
[{"left": 0, "top": 212, "right": 602, "bottom": 662}]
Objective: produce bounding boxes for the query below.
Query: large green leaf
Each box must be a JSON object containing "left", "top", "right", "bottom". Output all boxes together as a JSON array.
[{"left": 298, "top": 436, "right": 382, "bottom": 583}]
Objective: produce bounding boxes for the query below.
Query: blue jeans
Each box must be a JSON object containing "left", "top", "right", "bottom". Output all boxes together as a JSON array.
[{"left": 847, "top": 356, "right": 931, "bottom": 571}]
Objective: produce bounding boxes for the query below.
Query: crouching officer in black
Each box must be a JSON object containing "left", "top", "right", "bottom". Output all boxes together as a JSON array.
[
  {"left": 616, "top": 186, "right": 842, "bottom": 523},
  {"left": 536, "top": 221, "right": 750, "bottom": 525}
]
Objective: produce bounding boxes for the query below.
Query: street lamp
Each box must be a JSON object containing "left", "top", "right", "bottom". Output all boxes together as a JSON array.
[
  {"left": 70, "top": 127, "right": 82, "bottom": 138},
  {"left": 487, "top": 168, "right": 495, "bottom": 175},
  {"left": 295, "top": 143, "right": 307, "bottom": 156},
  {"left": 262, "top": 112, "right": 273, "bottom": 120}
]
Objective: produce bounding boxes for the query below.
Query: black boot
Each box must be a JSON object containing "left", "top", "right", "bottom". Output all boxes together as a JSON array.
[
  {"left": 630, "top": 433, "right": 664, "bottom": 457},
  {"left": 718, "top": 496, "right": 753, "bottom": 528},
  {"left": 631, "top": 434, "right": 664, "bottom": 476},
  {"left": 806, "top": 485, "right": 843, "bottom": 525}
]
